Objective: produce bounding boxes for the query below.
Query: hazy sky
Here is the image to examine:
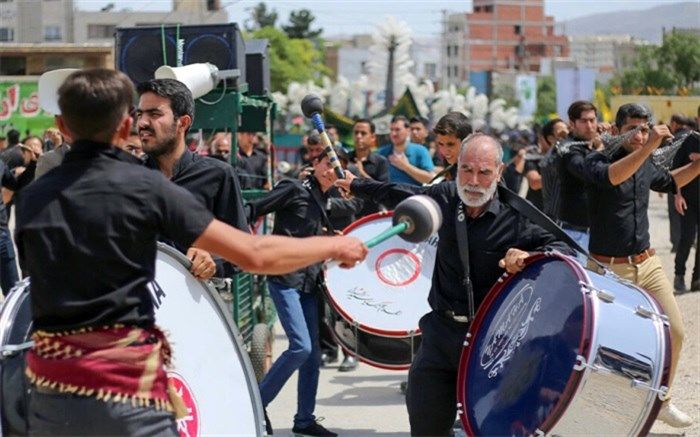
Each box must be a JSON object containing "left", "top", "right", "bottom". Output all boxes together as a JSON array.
[{"left": 75, "top": 0, "right": 680, "bottom": 38}]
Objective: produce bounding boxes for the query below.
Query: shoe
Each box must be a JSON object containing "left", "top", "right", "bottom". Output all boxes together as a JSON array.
[
  {"left": 321, "top": 351, "right": 338, "bottom": 366},
  {"left": 264, "top": 409, "right": 273, "bottom": 435},
  {"left": 673, "top": 275, "right": 687, "bottom": 293},
  {"left": 338, "top": 355, "right": 357, "bottom": 372},
  {"left": 657, "top": 402, "right": 693, "bottom": 428},
  {"left": 292, "top": 420, "right": 338, "bottom": 437},
  {"left": 399, "top": 380, "right": 407, "bottom": 395},
  {"left": 691, "top": 279, "right": 700, "bottom": 291}
]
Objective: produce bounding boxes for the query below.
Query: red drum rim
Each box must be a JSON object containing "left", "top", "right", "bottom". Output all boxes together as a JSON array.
[
  {"left": 457, "top": 252, "right": 594, "bottom": 435},
  {"left": 323, "top": 211, "right": 424, "bottom": 339}
]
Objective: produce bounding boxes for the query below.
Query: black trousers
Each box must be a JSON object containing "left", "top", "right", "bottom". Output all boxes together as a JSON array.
[
  {"left": 28, "top": 389, "right": 178, "bottom": 436},
  {"left": 668, "top": 194, "right": 681, "bottom": 249},
  {"left": 674, "top": 201, "right": 699, "bottom": 280},
  {"left": 406, "top": 311, "right": 470, "bottom": 436}
]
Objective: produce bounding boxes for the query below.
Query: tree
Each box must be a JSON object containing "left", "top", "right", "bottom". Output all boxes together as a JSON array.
[
  {"left": 535, "top": 76, "right": 556, "bottom": 121},
  {"left": 282, "top": 9, "right": 323, "bottom": 39},
  {"left": 660, "top": 30, "right": 700, "bottom": 89},
  {"left": 245, "top": 2, "right": 278, "bottom": 32},
  {"left": 251, "top": 27, "right": 329, "bottom": 92}
]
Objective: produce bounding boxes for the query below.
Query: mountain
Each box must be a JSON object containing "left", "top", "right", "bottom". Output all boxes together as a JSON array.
[{"left": 560, "top": 2, "right": 700, "bottom": 44}]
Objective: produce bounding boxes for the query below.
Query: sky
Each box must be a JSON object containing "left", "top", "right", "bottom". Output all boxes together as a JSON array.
[{"left": 75, "top": 0, "right": 680, "bottom": 38}]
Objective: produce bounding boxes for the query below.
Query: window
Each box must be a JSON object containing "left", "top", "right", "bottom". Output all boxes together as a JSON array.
[
  {"left": 424, "top": 63, "right": 437, "bottom": 78},
  {"left": 514, "top": 25, "right": 521, "bottom": 35},
  {"left": 446, "top": 46, "right": 451, "bottom": 57},
  {"left": 0, "top": 56, "right": 25, "bottom": 75},
  {"left": 553, "top": 45, "right": 562, "bottom": 57},
  {"left": 88, "top": 24, "right": 116, "bottom": 39},
  {"left": 44, "top": 26, "right": 61, "bottom": 41},
  {"left": 0, "top": 27, "right": 14, "bottom": 42}
]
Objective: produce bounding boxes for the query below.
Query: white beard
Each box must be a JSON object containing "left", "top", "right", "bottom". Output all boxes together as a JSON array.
[{"left": 457, "top": 179, "right": 498, "bottom": 208}]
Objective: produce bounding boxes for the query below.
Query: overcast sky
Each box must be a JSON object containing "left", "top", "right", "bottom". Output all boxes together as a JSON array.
[{"left": 75, "top": 0, "right": 680, "bottom": 38}]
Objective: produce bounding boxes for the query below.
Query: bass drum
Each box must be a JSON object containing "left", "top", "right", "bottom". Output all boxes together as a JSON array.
[
  {"left": 0, "top": 243, "right": 265, "bottom": 437},
  {"left": 456, "top": 253, "right": 670, "bottom": 436},
  {"left": 324, "top": 212, "right": 437, "bottom": 370}
]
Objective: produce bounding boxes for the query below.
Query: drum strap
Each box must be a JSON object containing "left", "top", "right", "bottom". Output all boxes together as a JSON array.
[{"left": 455, "top": 201, "right": 476, "bottom": 319}]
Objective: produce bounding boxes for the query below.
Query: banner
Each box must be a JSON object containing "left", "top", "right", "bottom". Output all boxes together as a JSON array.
[
  {"left": 516, "top": 74, "right": 537, "bottom": 117},
  {"left": 0, "top": 81, "right": 55, "bottom": 137},
  {"left": 555, "top": 68, "right": 596, "bottom": 120}
]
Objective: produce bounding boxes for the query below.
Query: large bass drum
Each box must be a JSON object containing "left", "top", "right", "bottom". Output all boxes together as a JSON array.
[
  {"left": 456, "top": 253, "right": 670, "bottom": 436},
  {"left": 0, "top": 243, "right": 264, "bottom": 436},
  {"left": 324, "top": 212, "right": 437, "bottom": 370}
]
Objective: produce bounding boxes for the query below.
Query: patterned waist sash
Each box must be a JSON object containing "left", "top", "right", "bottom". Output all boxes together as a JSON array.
[{"left": 26, "top": 324, "right": 186, "bottom": 417}]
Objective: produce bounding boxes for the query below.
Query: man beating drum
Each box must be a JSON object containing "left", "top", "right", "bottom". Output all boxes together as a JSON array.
[
  {"left": 14, "top": 68, "right": 368, "bottom": 436},
  {"left": 336, "top": 132, "right": 574, "bottom": 436}
]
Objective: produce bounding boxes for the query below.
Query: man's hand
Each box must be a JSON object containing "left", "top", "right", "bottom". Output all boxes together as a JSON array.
[
  {"left": 498, "top": 248, "right": 530, "bottom": 274},
  {"left": 388, "top": 153, "right": 410, "bottom": 171},
  {"left": 647, "top": 124, "right": 673, "bottom": 150},
  {"left": 354, "top": 158, "right": 370, "bottom": 179},
  {"left": 187, "top": 247, "right": 217, "bottom": 280},
  {"left": 689, "top": 152, "right": 700, "bottom": 162},
  {"left": 333, "top": 236, "right": 368, "bottom": 269},
  {"left": 334, "top": 170, "right": 356, "bottom": 193},
  {"left": 675, "top": 192, "right": 687, "bottom": 216},
  {"left": 298, "top": 166, "right": 313, "bottom": 180}
]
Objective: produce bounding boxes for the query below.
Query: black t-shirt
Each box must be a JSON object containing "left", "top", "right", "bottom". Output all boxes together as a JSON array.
[
  {"left": 524, "top": 159, "right": 544, "bottom": 211},
  {"left": 15, "top": 140, "right": 214, "bottom": 332},
  {"left": 236, "top": 148, "right": 268, "bottom": 190}
]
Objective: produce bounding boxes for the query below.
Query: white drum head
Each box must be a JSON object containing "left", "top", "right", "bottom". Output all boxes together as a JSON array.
[
  {"left": 153, "top": 244, "right": 263, "bottom": 436},
  {"left": 325, "top": 213, "right": 436, "bottom": 336}
]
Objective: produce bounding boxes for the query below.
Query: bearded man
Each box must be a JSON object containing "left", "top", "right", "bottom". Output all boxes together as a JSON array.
[{"left": 336, "top": 132, "right": 573, "bottom": 436}]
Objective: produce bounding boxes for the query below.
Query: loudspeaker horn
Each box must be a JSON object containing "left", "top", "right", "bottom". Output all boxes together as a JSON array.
[{"left": 38, "top": 68, "right": 79, "bottom": 115}]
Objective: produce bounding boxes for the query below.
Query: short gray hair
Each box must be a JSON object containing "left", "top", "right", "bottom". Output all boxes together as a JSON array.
[{"left": 460, "top": 132, "right": 503, "bottom": 165}]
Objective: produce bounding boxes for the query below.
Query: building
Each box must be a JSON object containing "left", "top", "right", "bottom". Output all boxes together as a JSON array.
[
  {"left": 568, "top": 35, "right": 648, "bottom": 75},
  {"left": 0, "top": 0, "right": 227, "bottom": 75},
  {"left": 442, "top": 0, "right": 568, "bottom": 87}
]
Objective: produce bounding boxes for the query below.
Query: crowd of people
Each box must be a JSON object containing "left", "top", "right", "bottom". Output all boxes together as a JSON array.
[{"left": 1, "top": 66, "right": 698, "bottom": 437}]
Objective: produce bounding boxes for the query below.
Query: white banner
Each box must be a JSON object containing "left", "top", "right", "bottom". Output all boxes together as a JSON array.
[{"left": 555, "top": 68, "right": 596, "bottom": 120}]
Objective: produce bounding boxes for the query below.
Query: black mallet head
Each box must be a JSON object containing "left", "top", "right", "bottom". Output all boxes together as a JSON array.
[{"left": 301, "top": 94, "right": 324, "bottom": 118}]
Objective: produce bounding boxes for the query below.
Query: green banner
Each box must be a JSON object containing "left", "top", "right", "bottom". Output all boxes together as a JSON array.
[{"left": 0, "top": 81, "right": 55, "bottom": 137}]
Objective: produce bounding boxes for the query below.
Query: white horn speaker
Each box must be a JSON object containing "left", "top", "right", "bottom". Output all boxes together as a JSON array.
[
  {"left": 155, "top": 63, "right": 218, "bottom": 99},
  {"left": 38, "top": 68, "right": 79, "bottom": 115}
]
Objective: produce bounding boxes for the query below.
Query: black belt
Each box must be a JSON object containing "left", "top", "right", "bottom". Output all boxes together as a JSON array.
[
  {"left": 437, "top": 310, "right": 471, "bottom": 323},
  {"left": 559, "top": 221, "right": 588, "bottom": 233}
]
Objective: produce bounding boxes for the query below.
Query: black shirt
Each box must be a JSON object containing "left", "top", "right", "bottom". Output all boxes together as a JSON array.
[
  {"left": 558, "top": 137, "right": 595, "bottom": 227},
  {"left": 524, "top": 158, "right": 544, "bottom": 210},
  {"left": 0, "top": 145, "right": 24, "bottom": 170},
  {"left": 350, "top": 179, "right": 573, "bottom": 315},
  {"left": 348, "top": 150, "right": 390, "bottom": 216},
  {"left": 15, "top": 140, "right": 214, "bottom": 332},
  {"left": 671, "top": 129, "right": 699, "bottom": 204},
  {"left": 0, "top": 160, "right": 19, "bottom": 227},
  {"left": 583, "top": 150, "right": 676, "bottom": 257},
  {"left": 247, "top": 177, "right": 330, "bottom": 293},
  {"left": 235, "top": 148, "right": 268, "bottom": 190}
]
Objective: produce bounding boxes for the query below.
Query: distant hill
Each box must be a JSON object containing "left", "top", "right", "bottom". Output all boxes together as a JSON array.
[{"left": 560, "top": 2, "right": 700, "bottom": 44}]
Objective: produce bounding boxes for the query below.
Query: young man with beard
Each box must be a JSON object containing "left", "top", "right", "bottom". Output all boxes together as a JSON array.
[
  {"left": 247, "top": 153, "right": 348, "bottom": 437},
  {"left": 347, "top": 118, "right": 389, "bottom": 215},
  {"left": 136, "top": 79, "right": 249, "bottom": 279},
  {"left": 15, "top": 68, "right": 368, "bottom": 436},
  {"left": 336, "top": 133, "right": 572, "bottom": 435},
  {"left": 582, "top": 103, "right": 700, "bottom": 428}
]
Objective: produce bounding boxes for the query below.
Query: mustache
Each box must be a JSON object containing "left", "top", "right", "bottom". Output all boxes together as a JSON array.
[
  {"left": 138, "top": 128, "right": 155, "bottom": 135},
  {"left": 462, "top": 184, "right": 487, "bottom": 194}
]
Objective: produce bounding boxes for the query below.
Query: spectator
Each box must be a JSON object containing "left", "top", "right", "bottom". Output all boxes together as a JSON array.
[{"left": 378, "top": 115, "right": 434, "bottom": 185}]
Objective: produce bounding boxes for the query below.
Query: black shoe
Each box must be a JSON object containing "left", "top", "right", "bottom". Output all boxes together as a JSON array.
[
  {"left": 674, "top": 275, "right": 687, "bottom": 293},
  {"left": 264, "top": 409, "right": 273, "bottom": 435},
  {"left": 691, "top": 279, "right": 700, "bottom": 292},
  {"left": 292, "top": 420, "right": 338, "bottom": 437},
  {"left": 321, "top": 351, "right": 338, "bottom": 366},
  {"left": 338, "top": 355, "right": 357, "bottom": 372}
]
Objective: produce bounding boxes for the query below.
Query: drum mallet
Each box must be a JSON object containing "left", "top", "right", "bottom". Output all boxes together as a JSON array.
[
  {"left": 301, "top": 94, "right": 345, "bottom": 180},
  {"left": 327, "top": 195, "right": 442, "bottom": 268}
]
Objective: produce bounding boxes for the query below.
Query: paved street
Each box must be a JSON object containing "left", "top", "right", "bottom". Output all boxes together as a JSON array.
[{"left": 265, "top": 193, "right": 699, "bottom": 436}]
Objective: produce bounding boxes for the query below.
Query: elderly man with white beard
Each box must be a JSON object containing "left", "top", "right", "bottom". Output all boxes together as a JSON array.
[{"left": 335, "top": 132, "right": 573, "bottom": 436}]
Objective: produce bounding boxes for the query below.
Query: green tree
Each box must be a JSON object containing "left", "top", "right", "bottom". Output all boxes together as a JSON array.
[
  {"left": 660, "top": 30, "right": 700, "bottom": 89},
  {"left": 251, "top": 27, "right": 329, "bottom": 92},
  {"left": 245, "top": 2, "right": 278, "bottom": 32},
  {"left": 282, "top": 9, "right": 323, "bottom": 39},
  {"left": 535, "top": 76, "right": 556, "bottom": 120}
]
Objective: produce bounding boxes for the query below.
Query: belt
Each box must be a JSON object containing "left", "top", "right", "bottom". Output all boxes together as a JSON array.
[
  {"left": 437, "top": 310, "right": 471, "bottom": 323},
  {"left": 559, "top": 221, "right": 589, "bottom": 233},
  {"left": 591, "top": 248, "right": 656, "bottom": 265}
]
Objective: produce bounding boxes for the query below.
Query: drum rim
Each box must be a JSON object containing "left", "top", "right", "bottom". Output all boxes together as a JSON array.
[
  {"left": 156, "top": 243, "right": 265, "bottom": 437},
  {"left": 0, "top": 279, "right": 31, "bottom": 349},
  {"left": 324, "top": 211, "right": 427, "bottom": 338},
  {"left": 456, "top": 252, "right": 594, "bottom": 435}
]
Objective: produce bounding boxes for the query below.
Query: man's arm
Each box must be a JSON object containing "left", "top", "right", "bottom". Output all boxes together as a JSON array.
[
  {"left": 388, "top": 154, "right": 434, "bottom": 184},
  {"left": 335, "top": 170, "right": 425, "bottom": 209},
  {"left": 670, "top": 159, "right": 700, "bottom": 190},
  {"left": 606, "top": 124, "right": 672, "bottom": 186},
  {"left": 246, "top": 179, "right": 298, "bottom": 222}
]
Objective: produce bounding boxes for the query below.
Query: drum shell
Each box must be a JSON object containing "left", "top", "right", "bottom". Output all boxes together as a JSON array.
[{"left": 457, "top": 253, "right": 670, "bottom": 436}]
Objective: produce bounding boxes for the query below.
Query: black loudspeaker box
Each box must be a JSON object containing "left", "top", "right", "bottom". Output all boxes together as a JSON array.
[
  {"left": 245, "top": 39, "right": 270, "bottom": 96},
  {"left": 115, "top": 23, "right": 246, "bottom": 86}
]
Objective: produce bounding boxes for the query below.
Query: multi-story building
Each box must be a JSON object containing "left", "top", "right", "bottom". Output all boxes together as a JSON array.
[
  {"left": 568, "top": 35, "right": 648, "bottom": 75},
  {"left": 442, "top": 0, "right": 568, "bottom": 87}
]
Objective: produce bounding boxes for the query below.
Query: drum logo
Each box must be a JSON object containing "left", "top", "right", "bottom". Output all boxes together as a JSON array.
[
  {"left": 375, "top": 248, "right": 422, "bottom": 287},
  {"left": 480, "top": 284, "right": 542, "bottom": 378},
  {"left": 347, "top": 287, "right": 401, "bottom": 315},
  {"left": 169, "top": 372, "right": 200, "bottom": 437}
]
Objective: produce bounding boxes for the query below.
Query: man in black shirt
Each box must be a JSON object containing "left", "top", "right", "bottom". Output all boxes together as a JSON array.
[
  {"left": 582, "top": 103, "right": 700, "bottom": 428},
  {"left": 0, "top": 129, "right": 23, "bottom": 170},
  {"left": 557, "top": 101, "right": 605, "bottom": 251},
  {"left": 16, "top": 68, "right": 368, "bottom": 436},
  {"left": 348, "top": 118, "right": 389, "bottom": 215},
  {"left": 235, "top": 130, "right": 269, "bottom": 190},
  {"left": 336, "top": 133, "right": 572, "bottom": 436},
  {"left": 522, "top": 118, "right": 569, "bottom": 211},
  {"left": 137, "top": 79, "right": 249, "bottom": 279}
]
